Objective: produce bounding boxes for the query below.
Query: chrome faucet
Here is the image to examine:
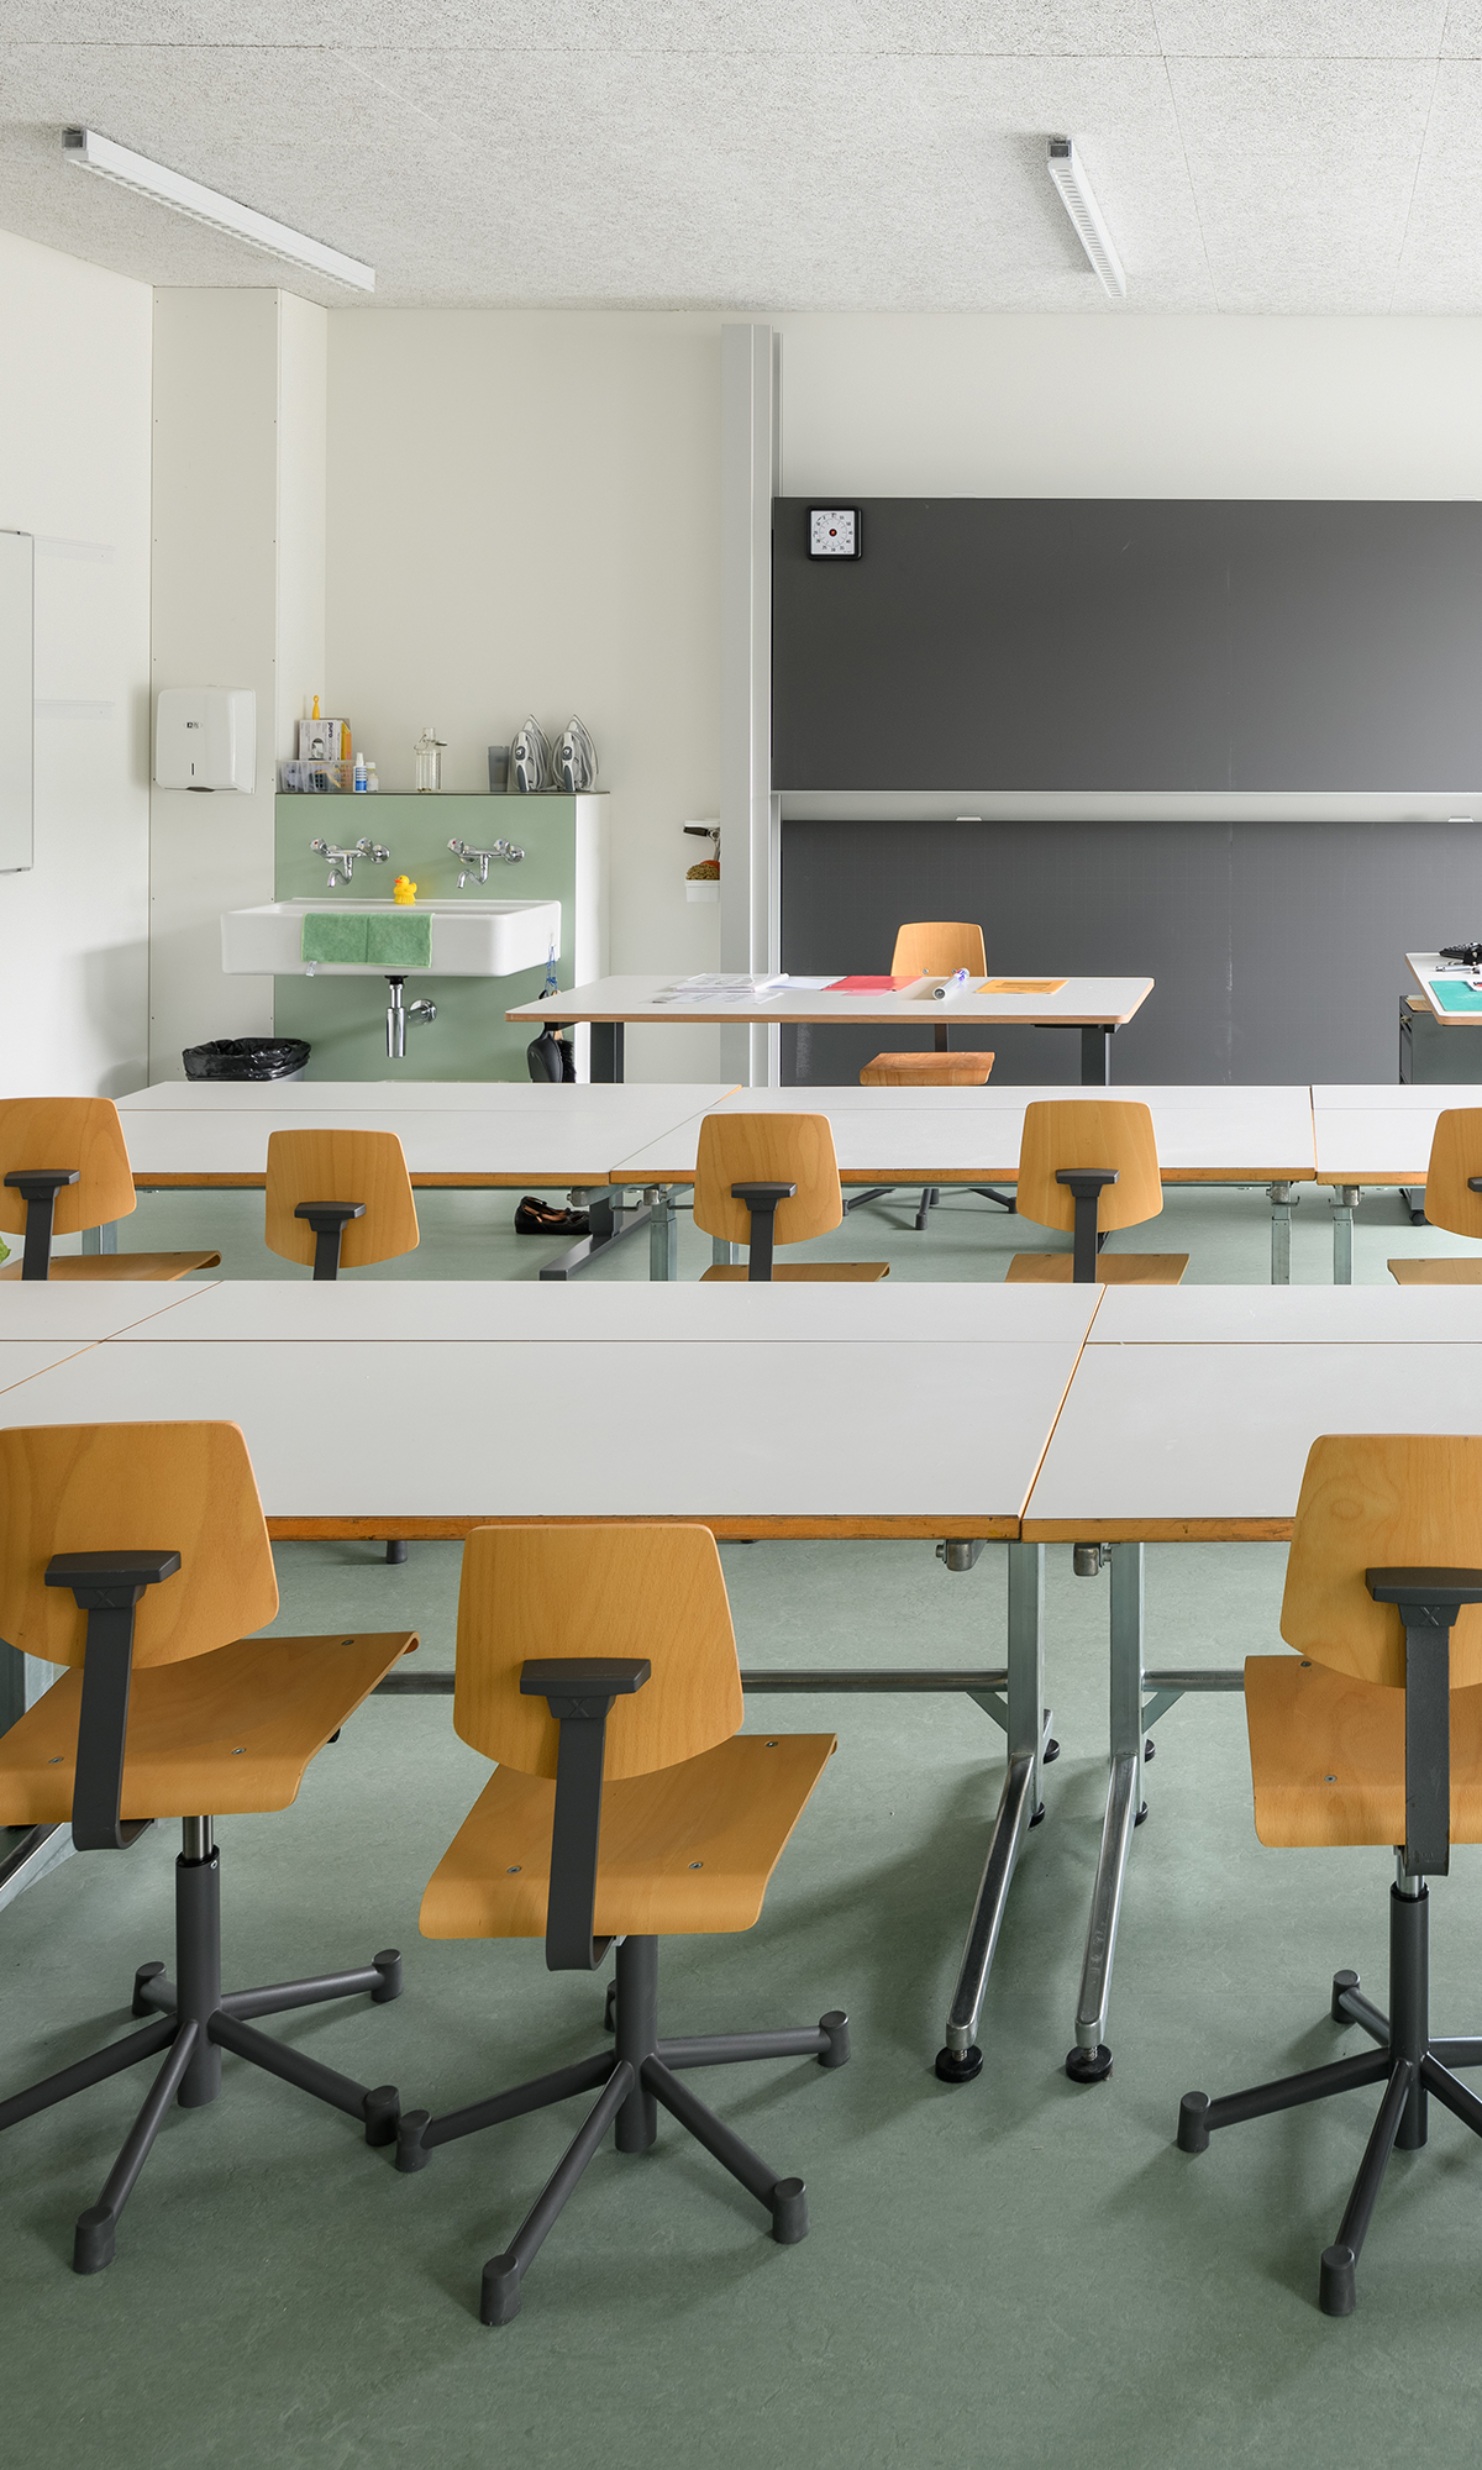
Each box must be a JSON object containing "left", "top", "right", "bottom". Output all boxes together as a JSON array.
[
  {"left": 310, "top": 836, "right": 391, "bottom": 888},
  {"left": 448, "top": 835, "right": 524, "bottom": 887}
]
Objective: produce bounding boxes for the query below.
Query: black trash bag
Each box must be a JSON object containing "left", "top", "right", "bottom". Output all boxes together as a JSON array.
[
  {"left": 526, "top": 1025, "right": 576, "bottom": 1083},
  {"left": 182, "top": 1037, "right": 311, "bottom": 1081}
]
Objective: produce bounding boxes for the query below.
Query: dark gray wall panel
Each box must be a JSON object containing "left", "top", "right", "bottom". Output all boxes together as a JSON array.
[
  {"left": 779, "top": 816, "right": 1482, "bottom": 1085},
  {"left": 772, "top": 499, "right": 1482, "bottom": 793}
]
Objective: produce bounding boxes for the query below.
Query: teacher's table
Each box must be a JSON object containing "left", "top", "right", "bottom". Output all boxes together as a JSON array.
[
  {"left": 1021, "top": 1282, "right": 1482, "bottom": 2081},
  {"left": 610, "top": 1084, "right": 1318, "bottom": 1283},
  {"left": 0, "top": 1279, "right": 1099, "bottom": 2079},
  {"left": 1312, "top": 1083, "right": 1482, "bottom": 1280},
  {"left": 114, "top": 1081, "right": 739, "bottom": 1278},
  {"left": 507, "top": 974, "right": 1155, "bottom": 1087}
]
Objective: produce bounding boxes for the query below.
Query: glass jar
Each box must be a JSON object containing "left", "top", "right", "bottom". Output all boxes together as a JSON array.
[{"left": 414, "top": 727, "right": 446, "bottom": 794}]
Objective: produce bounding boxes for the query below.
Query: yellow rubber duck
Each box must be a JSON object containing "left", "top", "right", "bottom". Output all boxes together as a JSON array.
[{"left": 392, "top": 875, "right": 417, "bottom": 905}]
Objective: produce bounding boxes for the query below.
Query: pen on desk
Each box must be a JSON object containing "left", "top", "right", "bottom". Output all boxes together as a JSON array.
[{"left": 932, "top": 968, "right": 971, "bottom": 1001}]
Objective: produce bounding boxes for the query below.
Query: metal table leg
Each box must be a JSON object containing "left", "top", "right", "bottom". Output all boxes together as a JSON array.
[
  {"left": 1068, "top": 1541, "right": 1145, "bottom": 2082},
  {"left": 81, "top": 1221, "right": 119, "bottom": 1256},
  {"left": 648, "top": 1188, "right": 677, "bottom": 1282},
  {"left": 712, "top": 1236, "right": 738, "bottom": 1269},
  {"left": 590, "top": 1022, "right": 625, "bottom": 1083},
  {"left": 1081, "top": 1025, "right": 1113, "bottom": 1085},
  {"left": 935, "top": 1541, "right": 1047, "bottom": 2084},
  {"left": 1267, "top": 1181, "right": 1295, "bottom": 1285},
  {"left": 1330, "top": 1185, "right": 1359, "bottom": 1284},
  {"left": 539, "top": 1187, "right": 656, "bottom": 1281}
]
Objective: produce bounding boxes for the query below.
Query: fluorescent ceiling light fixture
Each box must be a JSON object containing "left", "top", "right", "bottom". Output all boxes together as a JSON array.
[
  {"left": 63, "top": 126, "right": 375, "bottom": 292},
  {"left": 1047, "top": 136, "right": 1125, "bottom": 301}
]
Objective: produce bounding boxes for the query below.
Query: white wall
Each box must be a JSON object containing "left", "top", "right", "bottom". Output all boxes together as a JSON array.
[
  {"left": 777, "top": 314, "right": 1482, "bottom": 498},
  {"left": 327, "top": 311, "right": 724, "bottom": 1081},
  {"left": 0, "top": 229, "right": 153, "bottom": 1098},
  {"left": 149, "top": 290, "right": 326, "bottom": 1078}
]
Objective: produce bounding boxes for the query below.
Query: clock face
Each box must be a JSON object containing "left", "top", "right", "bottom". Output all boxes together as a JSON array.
[{"left": 809, "top": 508, "right": 860, "bottom": 558}]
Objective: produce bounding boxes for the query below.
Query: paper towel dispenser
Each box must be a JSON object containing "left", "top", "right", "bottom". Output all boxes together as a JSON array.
[{"left": 155, "top": 687, "right": 256, "bottom": 792}]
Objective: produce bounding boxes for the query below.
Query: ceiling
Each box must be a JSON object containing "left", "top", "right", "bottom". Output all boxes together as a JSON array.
[{"left": 4, "top": 4, "right": 1482, "bottom": 314}]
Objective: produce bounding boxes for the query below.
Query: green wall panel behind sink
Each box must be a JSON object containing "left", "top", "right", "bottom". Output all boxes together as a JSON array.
[{"left": 271, "top": 793, "right": 605, "bottom": 1083}]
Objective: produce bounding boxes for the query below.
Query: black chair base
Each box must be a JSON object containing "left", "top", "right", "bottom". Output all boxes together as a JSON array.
[
  {"left": 0, "top": 1825, "right": 401, "bottom": 2272},
  {"left": 1177, "top": 1881, "right": 1482, "bottom": 2315},
  {"left": 396, "top": 1933, "right": 848, "bottom": 2325}
]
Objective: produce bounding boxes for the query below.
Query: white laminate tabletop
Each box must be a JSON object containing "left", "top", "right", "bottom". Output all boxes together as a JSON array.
[
  {"left": 0, "top": 1342, "right": 123, "bottom": 1397},
  {"left": 507, "top": 973, "right": 1154, "bottom": 1030},
  {"left": 2, "top": 1294, "right": 1098, "bottom": 1529},
  {"left": 120, "top": 1086, "right": 739, "bottom": 1186},
  {"left": 610, "top": 1084, "right": 1316, "bottom": 1185},
  {"left": 120, "top": 1079, "right": 738, "bottom": 1113},
  {"left": 0, "top": 1285, "right": 219, "bottom": 1339},
  {"left": 1407, "top": 953, "right": 1482, "bottom": 1022},
  {"left": 1024, "top": 1333, "right": 1482, "bottom": 1539},
  {"left": 1088, "top": 1284, "right": 1482, "bottom": 1344}
]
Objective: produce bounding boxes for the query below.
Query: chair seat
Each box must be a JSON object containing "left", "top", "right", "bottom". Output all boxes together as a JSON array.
[
  {"left": 0, "top": 1631, "right": 415, "bottom": 1823},
  {"left": 0, "top": 1250, "right": 221, "bottom": 1282},
  {"left": 1004, "top": 1252, "right": 1189, "bottom": 1285},
  {"left": 1387, "top": 1257, "right": 1482, "bottom": 1284},
  {"left": 701, "top": 1263, "right": 890, "bottom": 1283},
  {"left": 421, "top": 1732, "right": 836, "bottom": 1941},
  {"left": 859, "top": 1053, "right": 995, "bottom": 1087},
  {"left": 1246, "top": 1654, "right": 1482, "bottom": 1847}
]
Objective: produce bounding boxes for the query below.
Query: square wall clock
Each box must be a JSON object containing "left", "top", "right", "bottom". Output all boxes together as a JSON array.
[{"left": 808, "top": 508, "right": 861, "bottom": 559}]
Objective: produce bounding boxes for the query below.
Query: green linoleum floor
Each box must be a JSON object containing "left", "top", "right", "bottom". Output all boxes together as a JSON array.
[
  {"left": 7, "top": 1535, "right": 1482, "bottom": 2469},
  {"left": 10, "top": 1172, "right": 1482, "bottom": 2466}
]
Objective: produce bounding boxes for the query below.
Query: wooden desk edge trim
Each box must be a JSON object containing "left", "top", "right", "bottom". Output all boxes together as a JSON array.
[
  {"left": 606, "top": 1165, "right": 1319, "bottom": 1188},
  {"left": 268, "top": 1513, "right": 1020, "bottom": 1542},
  {"left": 1021, "top": 1516, "right": 1293, "bottom": 1542}
]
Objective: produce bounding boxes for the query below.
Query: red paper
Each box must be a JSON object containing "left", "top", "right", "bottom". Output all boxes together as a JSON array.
[{"left": 827, "top": 975, "right": 917, "bottom": 993}]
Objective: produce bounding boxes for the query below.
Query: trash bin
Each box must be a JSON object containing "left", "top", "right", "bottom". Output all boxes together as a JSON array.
[{"left": 182, "top": 1037, "right": 311, "bottom": 1082}]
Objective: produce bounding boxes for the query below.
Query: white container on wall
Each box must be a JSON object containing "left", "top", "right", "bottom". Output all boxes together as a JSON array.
[{"left": 154, "top": 686, "right": 256, "bottom": 792}]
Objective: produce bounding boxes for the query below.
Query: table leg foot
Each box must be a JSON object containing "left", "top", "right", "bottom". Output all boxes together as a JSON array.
[
  {"left": 934, "top": 2044, "right": 984, "bottom": 2086},
  {"left": 1065, "top": 2043, "right": 1113, "bottom": 2085}
]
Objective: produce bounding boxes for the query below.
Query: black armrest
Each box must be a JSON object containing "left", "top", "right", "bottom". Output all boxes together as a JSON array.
[
  {"left": 1366, "top": 1567, "right": 1482, "bottom": 1876},
  {"left": 729, "top": 1180, "right": 797, "bottom": 1284},
  {"left": 293, "top": 1199, "right": 366, "bottom": 1282},
  {"left": 520, "top": 1657, "right": 652, "bottom": 1971},
  {"left": 4, "top": 1168, "right": 80, "bottom": 1282},
  {"left": 45, "top": 1551, "right": 182, "bottom": 1852},
  {"left": 1054, "top": 1167, "right": 1119, "bottom": 1283},
  {"left": 1468, "top": 1179, "right": 1482, "bottom": 1196}
]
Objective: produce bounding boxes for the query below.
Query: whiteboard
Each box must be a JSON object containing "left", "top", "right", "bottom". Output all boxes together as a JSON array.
[{"left": 0, "top": 533, "right": 33, "bottom": 873}]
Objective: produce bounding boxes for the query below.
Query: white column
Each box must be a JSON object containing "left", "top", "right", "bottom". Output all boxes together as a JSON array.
[
  {"left": 720, "top": 321, "right": 778, "bottom": 1088},
  {"left": 148, "top": 291, "right": 326, "bottom": 1079}
]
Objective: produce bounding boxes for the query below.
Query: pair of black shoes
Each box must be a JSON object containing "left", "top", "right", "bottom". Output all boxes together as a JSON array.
[{"left": 514, "top": 1195, "right": 589, "bottom": 1237}]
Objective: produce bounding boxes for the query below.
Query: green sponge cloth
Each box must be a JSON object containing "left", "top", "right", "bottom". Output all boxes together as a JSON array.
[
  {"left": 301, "top": 911, "right": 370, "bottom": 964},
  {"left": 366, "top": 912, "right": 432, "bottom": 967}
]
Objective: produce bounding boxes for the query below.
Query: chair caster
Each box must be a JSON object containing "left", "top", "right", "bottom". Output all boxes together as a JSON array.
[
  {"left": 73, "top": 2204, "right": 116, "bottom": 2274},
  {"left": 395, "top": 2108, "right": 432, "bottom": 2173},
  {"left": 385, "top": 1539, "right": 408, "bottom": 1565},
  {"left": 1029, "top": 1801, "right": 1047, "bottom": 1827},
  {"left": 1176, "top": 2090, "right": 1211, "bottom": 2152},
  {"left": 1330, "top": 1967, "right": 1360, "bottom": 2023},
  {"left": 362, "top": 2084, "right": 401, "bottom": 2146},
  {"left": 769, "top": 2176, "right": 809, "bottom": 2244},
  {"left": 1065, "top": 2043, "right": 1113, "bottom": 2084},
  {"left": 934, "top": 2044, "right": 983, "bottom": 2085},
  {"left": 818, "top": 2010, "right": 851, "bottom": 2068},
  {"left": 1319, "top": 2242, "right": 1357, "bottom": 2317},
  {"left": 603, "top": 1979, "right": 617, "bottom": 2033},
  {"left": 371, "top": 1949, "right": 403, "bottom": 2004},
  {"left": 131, "top": 1960, "right": 166, "bottom": 2017},
  {"left": 1042, "top": 1737, "right": 1061, "bottom": 1764},
  {"left": 1134, "top": 1802, "right": 1149, "bottom": 1826},
  {"left": 480, "top": 2253, "right": 522, "bottom": 2326}
]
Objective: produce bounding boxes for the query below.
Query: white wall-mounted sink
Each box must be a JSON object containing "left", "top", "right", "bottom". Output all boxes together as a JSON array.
[{"left": 221, "top": 898, "right": 562, "bottom": 978}]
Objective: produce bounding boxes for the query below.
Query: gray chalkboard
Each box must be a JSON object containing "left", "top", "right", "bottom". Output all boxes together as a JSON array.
[{"left": 772, "top": 499, "right": 1482, "bottom": 792}]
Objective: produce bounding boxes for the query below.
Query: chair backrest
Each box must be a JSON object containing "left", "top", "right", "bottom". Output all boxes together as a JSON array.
[
  {"left": 1282, "top": 1434, "right": 1482, "bottom": 1691},
  {"left": 264, "top": 1128, "right": 419, "bottom": 1270},
  {"left": 0, "top": 1098, "right": 137, "bottom": 1241},
  {"left": 0, "top": 1422, "right": 279, "bottom": 1670},
  {"left": 1422, "top": 1109, "right": 1482, "bottom": 1241},
  {"left": 890, "top": 921, "right": 987, "bottom": 980},
  {"left": 453, "top": 1525, "right": 744, "bottom": 1781},
  {"left": 1015, "top": 1100, "right": 1163, "bottom": 1235},
  {"left": 692, "top": 1113, "right": 843, "bottom": 1248}
]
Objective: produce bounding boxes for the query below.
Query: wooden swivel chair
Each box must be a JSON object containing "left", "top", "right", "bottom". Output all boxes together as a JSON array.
[
  {"left": 0, "top": 1097, "right": 219, "bottom": 1282},
  {"left": 857, "top": 922, "right": 1001, "bottom": 1231},
  {"left": 1006, "top": 1100, "right": 1188, "bottom": 1284},
  {"left": 264, "top": 1127, "right": 419, "bottom": 1280},
  {"left": 396, "top": 1523, "right": 846, "bottom": 2325},
  {"left": 0, "top": 1420, "right": 416, "bottom": 2271},
  {"left": 1178, "top": 1433, "right": 1482, "bottom": 2316},
  {"left": 693, "top": 1113, "right": 889, "bottom": 1282},
  {"left": 1388, "top": 1108, "right": 1482, "bottom": 1281}
]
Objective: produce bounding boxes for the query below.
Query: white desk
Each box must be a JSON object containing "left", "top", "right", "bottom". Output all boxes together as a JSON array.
[
  {"left": 1312, "top": 1083, "right": 1482, "bottom": 1280},
  {"left": 611, "top": 1084, "right": 1318, "bottom": 1282},
  {"left": 1021, "top": 1283, "right": 1482, "bottom": 2079},
  {"left": 507, "top": 973, "right": 1155, "bottom": 1086},
  {"left": 1406, "top": 951, "right": 1482, "bottom": 1024},
  {"left": 0, "top": 1280, "right": 1101, "bottom": 2076},
  {"left": 112, "top": 1083, "right": 739, "bottom": 1280}
]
